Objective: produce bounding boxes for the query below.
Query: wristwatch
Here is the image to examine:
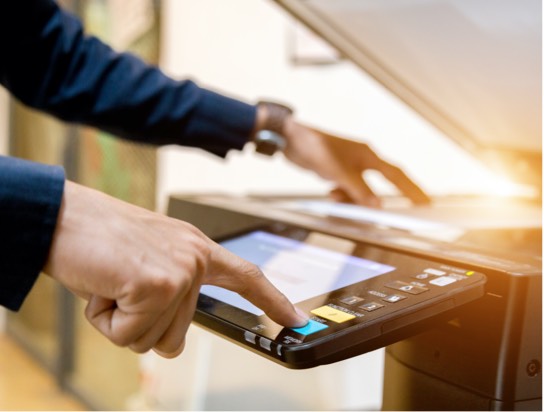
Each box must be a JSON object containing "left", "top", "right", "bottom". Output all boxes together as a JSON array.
[{"left": 253, "top": 101, "right": 293, "bottom": 156}]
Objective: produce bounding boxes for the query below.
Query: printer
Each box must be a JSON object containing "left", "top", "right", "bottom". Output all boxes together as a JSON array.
[{"left": 167, "top": 0, "right": 541, "bottom": 410}]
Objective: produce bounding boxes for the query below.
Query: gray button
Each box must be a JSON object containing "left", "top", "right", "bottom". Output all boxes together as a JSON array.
[
  {"left": 383, "top": 294, "right": 407, "bottom": 303},
  {"left": 359, "top": 302, "right": 385, "bottom": 312},
  {"left": 259, "top": 337, "right": 272, "bottom": 351},
  {"left": 244, "top": 331, "right": 257, "bottom": 344},
  {"left": 340, "top": 296, "right": 365, "bottom": 305}
]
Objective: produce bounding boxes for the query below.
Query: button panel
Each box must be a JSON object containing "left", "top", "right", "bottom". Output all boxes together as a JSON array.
[
  {"left": 253, "top": 267, "right": 479, "bottom": 352},
  {"left": 322, "top": 270, "right": 456, "bottom": 320},
  {"left": 322, "top": 274, "right": 440, "bottom": 320}
]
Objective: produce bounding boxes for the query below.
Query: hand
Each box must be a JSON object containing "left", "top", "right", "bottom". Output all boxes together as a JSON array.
[
  {"left": 282, "top": 119, "right": 431, "bottom": 207},
  {"left": 44, "top": 181, "right": 308, "bottom": 358}
]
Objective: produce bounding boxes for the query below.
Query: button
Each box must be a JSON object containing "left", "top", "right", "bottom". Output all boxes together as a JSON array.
[
  {"left": 359, "top": 302, "right": 385, "bottom": 312},
  {"left": 383, "top": 294, "right": 406, "bottom": 303},
  {"left": 369, "top": 290, "right": 387, "bottom": 298},
  {"left": 311, "top": 306, "right": 356, "bottom": 323},
  {"left": 340, "top": 296, "right": 365, "bottom": 305},
  {"left": 244, "top": 331, "right": 257, "bottom": 344},
  {"left": 430, "top": 276, "right": 457, "bottom": 287},
  {"left": 448, "top": 274, "right": 468, "bottom": 281},
  {"left": 259, "top": 337, "right": 272, "bottom": 351},
  {"left": 412, "top": 273, "right": 434, "bottom": 280},
  {"left": 291, "top": 319, "right": 329, "bottom": 335},
  {"left": 424, "top": 268, "right": 446, "bottom": 276},
  {"left": 385, "top": 280, "right": 429, "bottom": 295}
]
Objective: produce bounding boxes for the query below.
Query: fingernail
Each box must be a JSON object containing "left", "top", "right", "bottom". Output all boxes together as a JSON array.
[{"left": 294, "top": 307, "right": 309, "bottom": 327}]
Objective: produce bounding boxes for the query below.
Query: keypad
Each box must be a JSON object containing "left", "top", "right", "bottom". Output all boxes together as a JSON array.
[{"left": 312, "top": 271, "right": 454, "bottom": 328}]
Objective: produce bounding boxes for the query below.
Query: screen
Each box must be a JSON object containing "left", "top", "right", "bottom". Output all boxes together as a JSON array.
[{"left": 201, "top": 230, "right": 395, "bottom": 316}]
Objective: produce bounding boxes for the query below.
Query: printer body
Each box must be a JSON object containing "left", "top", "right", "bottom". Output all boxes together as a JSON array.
[{"left": 168, "top": 0, "right": 541, "bottom": 409}]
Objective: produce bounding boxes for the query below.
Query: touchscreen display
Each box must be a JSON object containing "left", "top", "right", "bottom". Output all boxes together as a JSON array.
[{"left": 201, "top": 230, "right": 395, "bottom": 316}]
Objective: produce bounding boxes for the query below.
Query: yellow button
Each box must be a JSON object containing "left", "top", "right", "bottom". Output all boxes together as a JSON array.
[{"left": 311, "top": 306, "right": 355, "bottom": 323}]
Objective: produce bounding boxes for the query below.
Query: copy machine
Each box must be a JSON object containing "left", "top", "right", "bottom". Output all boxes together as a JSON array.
[{"left": 167, "top": 0, "right": 542, "bottom": 410}]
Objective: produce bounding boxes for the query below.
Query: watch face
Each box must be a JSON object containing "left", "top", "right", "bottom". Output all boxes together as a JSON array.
[{"left": 255, "top": 130, "right": 286, "bottom": 156}]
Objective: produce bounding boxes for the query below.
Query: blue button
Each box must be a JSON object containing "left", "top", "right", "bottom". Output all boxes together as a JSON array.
[{"left": 291, "top": 319, "right": 328, "bottom": 336}]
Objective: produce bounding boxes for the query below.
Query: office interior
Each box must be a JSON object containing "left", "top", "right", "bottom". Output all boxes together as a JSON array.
[{"left": 0, "top": 0, "right": 541, "bottom": 411}]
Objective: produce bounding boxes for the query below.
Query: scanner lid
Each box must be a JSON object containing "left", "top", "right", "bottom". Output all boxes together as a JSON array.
[{"left": 275, "top": 0, "right": 542, "bottom": 190}]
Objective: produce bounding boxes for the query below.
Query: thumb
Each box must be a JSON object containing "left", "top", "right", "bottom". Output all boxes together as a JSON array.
[{"left": 85, "top": 295, "right": 156, "bottom": 348}]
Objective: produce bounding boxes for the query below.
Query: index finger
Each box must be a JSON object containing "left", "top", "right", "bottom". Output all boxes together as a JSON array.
[
  {"left": 378, "top": 160, "right": 431, "bottom": 205},
  {"left": 203, "top": 242, "right": 308, "bottom": 328}
]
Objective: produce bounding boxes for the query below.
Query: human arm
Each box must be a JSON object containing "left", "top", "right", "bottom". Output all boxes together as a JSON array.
[
  {"left": 0, "top": 0, "right": 256, "bottom": 157},
  {"left": 44, "top": 180, "right": 307, "bottom": 357},
  {"left": 0, "top": 156, "right": 307, "bottom": 356},
  {"left": 253, "top": 104, "right": 431, "bottom": 207},
  {"left": 2, "top": 0, "right": 429, "bottom": 206},
  {"left": 282, "top": 119, "right": 431, "bottom": 207}
]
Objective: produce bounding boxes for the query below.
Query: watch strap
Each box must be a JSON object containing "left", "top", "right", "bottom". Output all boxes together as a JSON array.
[
  {"left": 253, "top": 101, "right": 293, "bottom": 156},
  {"left": 257, "top": 101, "right": 293, "bottom": 135}
]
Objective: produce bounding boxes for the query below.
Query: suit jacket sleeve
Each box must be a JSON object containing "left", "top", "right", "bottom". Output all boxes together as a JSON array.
[
  {"left": 0, "top": 156, "right": 65, "bottom": 310},
  {"left": 0, "top": 0, "right": 257, "bottom": 157},
  {"left": 0, "top": 0, "right": 258, "bottom": 310}
]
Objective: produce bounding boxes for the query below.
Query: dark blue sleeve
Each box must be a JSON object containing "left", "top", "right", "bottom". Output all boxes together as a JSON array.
[
  {"left": 0, "top": 156, "right": 65, "bottom": 311},
  {"left": 0, "top": 0, "right": 256, "bottom": 157}
]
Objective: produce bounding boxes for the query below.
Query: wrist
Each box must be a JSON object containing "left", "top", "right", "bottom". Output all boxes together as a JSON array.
[{"left": 251, "top": 101, "right": 294, "bottom": 156}]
